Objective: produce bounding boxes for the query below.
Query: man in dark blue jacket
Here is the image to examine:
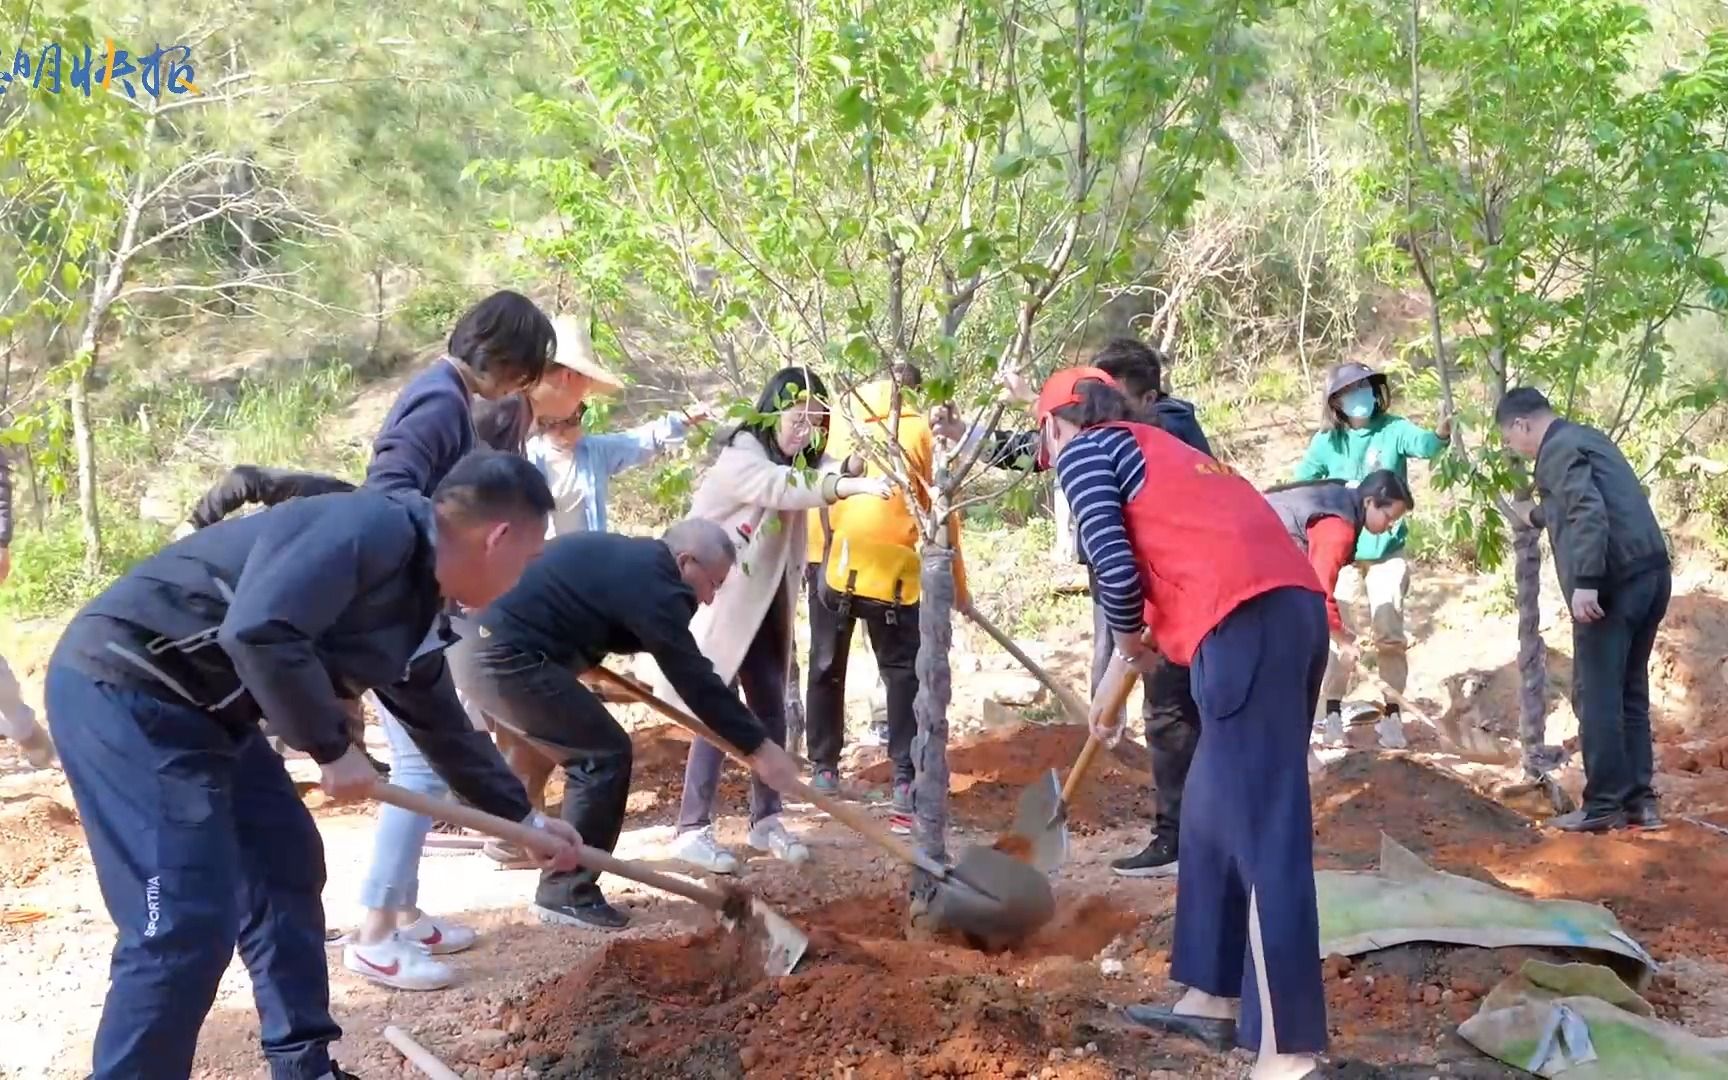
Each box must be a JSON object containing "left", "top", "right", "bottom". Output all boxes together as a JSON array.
[{"left": 45, "top": 451, "right": 578, "bottom": 1080}]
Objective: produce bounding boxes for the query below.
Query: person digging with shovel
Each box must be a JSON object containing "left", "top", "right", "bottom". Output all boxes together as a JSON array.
[
  {"left": 1262, "top": 472, "right": 1416, "bottom": 754},
  {"left": 449, "top": 519, "right": 804, "bottom": 930},
  {"left": 1038, "top": 367, "right": 1331, "bottom": 1080},
  {"left": 42, "top": 452, "right": 581, "bottom": 1080}
]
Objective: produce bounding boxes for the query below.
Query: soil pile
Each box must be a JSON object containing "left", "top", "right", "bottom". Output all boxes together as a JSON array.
[
  {"left": 860, "top": 723, "right": 1154, "bottom": 834},
  {"left": 1310, "top": 753, "right": 1728, "bottom": 964},
  {"left": 506, "top": 890, "right": 1159, "bottom": 1079}
]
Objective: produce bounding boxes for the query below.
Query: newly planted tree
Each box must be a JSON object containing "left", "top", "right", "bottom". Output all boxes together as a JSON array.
[
  {"left": 500, "top": 0, "right": 1273, "bottom": 874},
  {"left": 1331, "top": 0, "right": 1728, "bottom": 764}
]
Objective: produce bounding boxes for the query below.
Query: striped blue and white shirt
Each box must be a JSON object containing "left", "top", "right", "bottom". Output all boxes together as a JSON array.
[{"left": 1055, "top": 427, "right": 1148, "bottom": 634}]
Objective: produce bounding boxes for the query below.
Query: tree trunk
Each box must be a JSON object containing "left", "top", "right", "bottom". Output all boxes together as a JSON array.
[
  {"left": 70, "top": 366, "right": 101, "bottom": 570},
  {"left": 911, "top": 540, "right": 956, "bottom": 869},
  {"left": 1512, "top": 523, "right": 1550, "bottom": 771},
  {"left": 371, "top": 265, "right": 387, "bottom": 363}
]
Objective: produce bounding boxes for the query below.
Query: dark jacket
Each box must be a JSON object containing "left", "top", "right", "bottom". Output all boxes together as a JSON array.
[
  {"left": 985, "top": 394, "right": 1212, "bottom": 473},
  {"left": 1530, "top": 419, "right": 1668, "bottom": 595},
  {"left": 470, "top": 532, "right": 769, "bottom": 755},
  {"left": 1263, "top": 480, "right": 1364, "bottom": 553},
  {"left": 0, "top": 445, "right": 12, "bottom": 548},
  {"left": 366, "top": 359, "right": 476, "bottom": 496},
  {"left": 473, "top": 393, "right": 534, "bottom": 456},
  {"left": 52, "top": 489, "right": 531, "bottom": 820},
  {"left": 188, "top": 466, "right": 356, "bottom": 529}
]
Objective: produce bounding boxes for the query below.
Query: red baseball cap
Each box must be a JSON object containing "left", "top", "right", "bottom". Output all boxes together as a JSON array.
[
  {"left": 1033, "top": 366, "right": 1119, "bottom": 424},
  {"left": 1033, "top": 366, "right": 1120, "bottom": 469}
]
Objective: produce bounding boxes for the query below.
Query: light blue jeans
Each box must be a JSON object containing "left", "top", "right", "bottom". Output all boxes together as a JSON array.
[{"left": 357, "top": 694, "right": 447, "bottom": 912}]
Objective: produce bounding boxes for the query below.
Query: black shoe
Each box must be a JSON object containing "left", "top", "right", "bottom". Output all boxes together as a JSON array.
[
  {"left": 1111, "top": 833, "right": 1178, "bottom": 878},
  {"left": 533, "top": 897, "right": 631, "bottom": 931},
  {"left": 1548, "top": 808, "right": 1626, "bottom": 833},
  {"left": 317, "top": 1064, "right": 361, "bottom": 1080},
  {"left": 1624, "top": 801, "right": 1666, "bottom": 831},
  {"left": 1123, "top": 1004, "right": 1237, "bottom": 1051}
]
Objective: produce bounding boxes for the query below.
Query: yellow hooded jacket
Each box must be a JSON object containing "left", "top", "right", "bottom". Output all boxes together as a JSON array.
[{"left": 807, "top": 380, "right": 968, "bottom": 607}]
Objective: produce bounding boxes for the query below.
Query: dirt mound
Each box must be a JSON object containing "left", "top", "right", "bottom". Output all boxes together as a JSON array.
[
  {"left": 1311, "top": 753, "right": 1541, "bottom": 870},
  {"left": 1311, "top": 753, "right": 1728, "bottom": 963},
  {"left": 0, "top": 794, "right": 83, "bottom": 889},
  {"left": 859, "top": 723, "right": 1154, "bottom": 834},
  {"left": 506, "top": 889, "right": 1155, "bottom": 1079}
]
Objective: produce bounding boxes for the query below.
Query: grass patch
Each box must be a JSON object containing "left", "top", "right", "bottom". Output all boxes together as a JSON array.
[{"left": 1, "top": 507, "right": 168, "bottom": 620}]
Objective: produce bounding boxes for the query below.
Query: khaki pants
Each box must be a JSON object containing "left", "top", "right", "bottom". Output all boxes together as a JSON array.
[
  {"left": 1319, "top": 556, "right": 1410, "bottom": 708},
  {"left": 0, "top": 651, "right": 41, "bottom": 743}
]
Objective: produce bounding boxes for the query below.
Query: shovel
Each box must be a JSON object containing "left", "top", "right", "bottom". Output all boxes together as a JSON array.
[
  {"left": 588, "top": 665, "right": 1056, "bottom": 948},
  {"left": 370, "top": 781, "right": 809, "bottom": 977},
  {"left": 1007, "top": 652, "right": 1141, "bottom": 873}
]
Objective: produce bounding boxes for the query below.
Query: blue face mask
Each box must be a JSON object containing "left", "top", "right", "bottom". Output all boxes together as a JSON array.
[{"left": 1339, "top": 385, "right": 1377, "bottom": 420}]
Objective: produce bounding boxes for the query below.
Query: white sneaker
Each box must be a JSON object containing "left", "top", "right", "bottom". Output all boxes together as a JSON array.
[
  {"left": 747, "top": 814, "right": 810, "bottom": 865},
  {"left": 397, "top": 914, "right": 477, "bottom": 955},
  {"left": 1321, "top": 712, "right": 1346, "bottom": 747},
  {"left": 1377, "top": 713, "right": 1408, "bottom": 750},
  {"left": 669, "top": 825, "right": 741, "bottom": 875},
  {"left": 343, "top": 936, "right": 454, "bottom": 991}
]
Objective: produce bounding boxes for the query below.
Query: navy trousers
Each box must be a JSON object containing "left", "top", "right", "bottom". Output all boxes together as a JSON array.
[
  {"left": 1173, "top": 586, "right": 1328, "bottom": 1055},
  {"left": 46, "top": 664, "right": 339, "bottom": 1080}
]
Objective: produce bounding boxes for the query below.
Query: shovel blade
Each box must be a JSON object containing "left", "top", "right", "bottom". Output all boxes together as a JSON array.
[
  {"left": 931, "top": 844, "right": 1057, "bottom": 949},
  {"left": 749, "top": 899, "right": 810, "bottom": 977},
  {"left": 1009, "top": 767, "right": 1067, "bottom": 874}
]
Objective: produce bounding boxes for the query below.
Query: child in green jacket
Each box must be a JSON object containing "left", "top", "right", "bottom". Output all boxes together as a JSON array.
[{"left": 1294, "top": 361, "right": 1450, "bottom": 749}]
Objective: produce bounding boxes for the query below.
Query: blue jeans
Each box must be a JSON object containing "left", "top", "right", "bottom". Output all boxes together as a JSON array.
[
  {"left": 46, "top": 665, "right": 340, "bottom": 1080},
  {"left": 358, "top": 694, "right": 448, "bottom": 911}
]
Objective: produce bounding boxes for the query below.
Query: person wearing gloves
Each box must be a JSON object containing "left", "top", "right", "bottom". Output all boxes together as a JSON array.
[
  {"left": 0, "top": 444, "right": 55, "bottom": 768},
  {"left": 1263, "top": 474, "right": 1416, "bottom": 752},
  {"left": 451, "top": 521, "right": 806, "bottom": 928},
  {"left": 1498, "top": 388, "right": 1672, "bottom": 833},
  {"left": 43, "top": 452, "right": 576, "bottom": 1080},
  {"left": 1039, "top": 367, "right": 1329, "bottom": 1080},
  {"left": 655, "top": 366, "right": 892, "bottom": 873},
  {"left": 1293, "top": 361, "right": 1450, "bottom": 748}
]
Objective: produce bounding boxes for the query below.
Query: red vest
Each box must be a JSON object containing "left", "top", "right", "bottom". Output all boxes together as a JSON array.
[{"left": 1103, "top": 422, "right": 1322, "bottom": 664}]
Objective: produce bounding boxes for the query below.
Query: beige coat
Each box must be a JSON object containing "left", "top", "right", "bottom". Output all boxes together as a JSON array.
[{"left": 645, "top": 433, "right": 838, "bottom": 710}]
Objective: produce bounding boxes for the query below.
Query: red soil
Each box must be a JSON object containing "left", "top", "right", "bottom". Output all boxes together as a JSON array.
[{"left": 859, "top": 722, "right": 1155, "bottom": 835}]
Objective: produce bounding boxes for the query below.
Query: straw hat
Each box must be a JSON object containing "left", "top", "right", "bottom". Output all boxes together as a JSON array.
[{"left": 549, "top": 313, "right": 624, "bottom": 392}]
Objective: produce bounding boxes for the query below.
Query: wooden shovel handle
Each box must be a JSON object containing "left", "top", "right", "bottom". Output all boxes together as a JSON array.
[
  {"left": 383, "top": 1026, "right": 462, "bottom": 1080},
  {"left": 1062, "top": 654, "right": 1140, "bottom": 804},
  {"left": 370, "top": 782, "right": 730, "bottom": 913},
  {"left": 959, "top": 600, "right": 1091, "bottom": 725},
  {"left": 588, "top": 666, "right": 949, "bottom": 879}
]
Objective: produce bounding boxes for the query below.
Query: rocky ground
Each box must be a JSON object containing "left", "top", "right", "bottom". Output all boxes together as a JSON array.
[{"left": 5, "top": 555, "right": 1728, "bottom": 1079}]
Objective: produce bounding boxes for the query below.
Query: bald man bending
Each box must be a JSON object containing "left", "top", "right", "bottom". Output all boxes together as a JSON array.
[{"left": 450, "top": 520, "right": 801, "bottom": 929}]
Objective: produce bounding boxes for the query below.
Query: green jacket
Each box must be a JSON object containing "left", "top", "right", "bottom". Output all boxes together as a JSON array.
[{"left": 1294, "top": 414, "right": 1445, "bottom": 561}]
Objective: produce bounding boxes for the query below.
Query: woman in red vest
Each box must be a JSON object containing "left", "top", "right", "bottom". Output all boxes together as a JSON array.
[{"left": 1036, "top": 367, "right": 1330, "bottom": 1080}]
